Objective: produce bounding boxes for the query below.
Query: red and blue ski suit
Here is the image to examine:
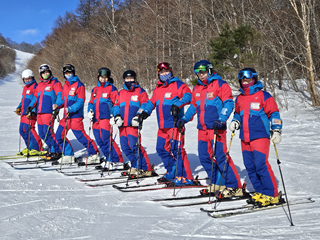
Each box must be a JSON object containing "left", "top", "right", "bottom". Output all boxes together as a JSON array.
[
  {"left": 139, "top": 77, "right": 193, "bottom": 180},
  {"left": 181, "top": 74, "right": 242, "bottom": 189},
  {"left": 17, "top": 79, "right": 42, "bottom": 151},
  {"left": 29, "top": 76, "right": 62, "bottom": 153},
  {"left": 88, "top": 81, "right": 123, "bottom": 162},
  {"left": 232, "top": 81, "right": 282, "bottom": 197},
  {"left": 113, "top": 83, "right": 151, "bottom": 170},
  {"left": 56, "top": 76, "right": 99, "bottom": 157}
]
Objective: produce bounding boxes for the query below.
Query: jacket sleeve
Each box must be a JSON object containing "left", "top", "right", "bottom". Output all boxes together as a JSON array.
[
  {"left": 218, "top": 83, "right": 234, "bottom": 123},
  {"left": 111, "top": 91, "right": 121, "bottom": 116},
  {"left": 174, "top": 84, "right": 192, "bottom": 108},
  {"left": 139, "top": 89, "right": 156, "bottom": 115},
  {"left": 181, "top": 90, "right": 197, "bottom": 122},
  {"left": 87, "top": 88, "right": 95, "bottom": 112},
  {"left": 54, "top": 81, "right": 63, "bottom": 105},
  {"left": 232, "top": 96, "right": 242, "bottom": 123},
  {"left": 28, "top": 86, "right": 38, "bottom": 108},
  {"left": 264, "top": 95, "right": 282, "bottom": 130}
]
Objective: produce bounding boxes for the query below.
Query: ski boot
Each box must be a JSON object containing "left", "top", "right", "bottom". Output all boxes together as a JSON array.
[
  {"left": 247, "top": 192, "right": 262, "bottom": 204},
  {"left": 199, "top": 183, "right": 226, "bottom": 196}
]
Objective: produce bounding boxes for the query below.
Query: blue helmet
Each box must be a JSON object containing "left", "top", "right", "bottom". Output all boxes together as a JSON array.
[{"left": 193, "top": 60, "right": 213, "bottom": 75}]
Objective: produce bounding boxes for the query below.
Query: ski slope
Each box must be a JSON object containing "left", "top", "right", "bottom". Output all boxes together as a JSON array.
[{"left": 0, "top": 50, "right": 319, "bottom": 239}]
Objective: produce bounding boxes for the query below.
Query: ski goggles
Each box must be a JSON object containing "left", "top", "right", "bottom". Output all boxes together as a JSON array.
[
  {"left": 99, "top": 70, "right": 109, "bottom": 77},
  {"left": 194, "top": 65, "right": 208, "bottom": 74},
  {"left": 39, "top": 65, "right": 50, "bottom": 73},
  {"left": 238, "top": 70, "right": 257, "bottom": 80},
  {"left": 157, "top": 62, "right": 172, "bottom": 73},
  {"left": 63, "top": 65, "right": 74, "bottom": 73}
]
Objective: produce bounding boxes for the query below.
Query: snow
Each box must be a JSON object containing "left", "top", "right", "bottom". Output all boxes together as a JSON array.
[{"left": 0, "top": 50, "right": 320, "bottom": 239}]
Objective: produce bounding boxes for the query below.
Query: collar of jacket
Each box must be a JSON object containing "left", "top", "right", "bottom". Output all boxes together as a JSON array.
[
  {"left": 123, "top": 82, "right": 139, "bottom": 91},
  {"left": 239, "top": 81, "right": 263, "bottom": 95},
  {"left": 97, "top": 80, "right": 111, "bottom": 88},
  {"left": 157, "top": 76, "right": 179, "bottom": 87},
  {"left": 66, "top": 75, "right": 80, "bottom": 85},
  {"left": 197, "top": 73, "right": 222, "bottom": 86},
  {"left": 40, "top": 76, "right": 54, "bottom": 83},
  {"left": 25, "top": 79, "right": 36, "bottom": 86}
]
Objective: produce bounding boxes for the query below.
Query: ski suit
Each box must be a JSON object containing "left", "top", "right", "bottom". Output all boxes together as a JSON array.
[
  {"left": 29, "top": 76, "right": 62, "bottom": 153},
  {"left": 17, "top": 79, "right": 42, "bottom": 151},
  {"left": 55, "top": 75, "right": 99, "bottom": 157},
  {"left": 88, "top": 81, "right": 123, "bottom": 162},
  {"left": 113, "top": 82, "right": 151, "bottom": 170},
  {"left": 181, "top": 73, "right": 242, "bottom": 189},
  {"left": 232, "top": 81, "right": 282, "bottom": 197},
  {"left": 139, "top": 77, "right": 193, "bottom": 180}
]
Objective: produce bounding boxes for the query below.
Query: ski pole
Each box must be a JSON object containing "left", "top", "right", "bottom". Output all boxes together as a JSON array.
[
  {"left": 172, "top": 127, "right": 182, "bottom": 197},
  {"left": 100, "top": 128, "right": 119, "bottom": 176},
  {"left": 26, "top": 114, "right": 32, "bottom": 161},
  {"left": 60, "top": 113, "right": 69, "bottom": 170},
  {"left": 19, "top": 135, "right": 21, "bottom": 153},
  {"left": 36, "top": 112, "right": 55, "bottom": 165},
  {"left": 208, "top": 129, "right": 218, "bottom": 204},
  {"left": 213, "top": 130, "right": 235, "bottom": 209},
  {"left": 85, "top": 121, "right": 92, "bottom": 168},
  {"left": 135, "top": 122, "right": 142, "bottom": 184},
  {"left": 273, "top": 142, "right": 294, "bottom": 226},
  {"left": 125, "top": 123, "right": 142, "bottom": 187}
]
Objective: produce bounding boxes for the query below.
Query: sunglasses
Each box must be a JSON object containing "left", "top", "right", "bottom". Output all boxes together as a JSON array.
[{"left": 238, "top": 70, "right": 257, "bottom": 79}]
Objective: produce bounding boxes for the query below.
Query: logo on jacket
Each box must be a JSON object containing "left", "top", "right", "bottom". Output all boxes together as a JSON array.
[
  {"left": 131, "top": 95, "right": 138, "bottom": 101},
  {"left": 206, "top": 92, "right": 214, "bottom": 99},
  {"left": 45, "top": 86, "right": 51, "bottom": 91},
  {"left": 272, "top": 119, "right": 282, "bottom": 125},
  {"left": 196, "top": 93, "right": 200, "bottom": 97},
  {"left": 250, "top": 102, "right": 260, "bottom": 110},
  {"left": 165, "top": 92, "right": 172, "bottom": 98},
  {"left": 26, "top": 90, "right": 31, "bottom": 94},
  {"left": 102, "top": 93, "right": 108, "bottom": 98},
  {"left": 69, "top": 90, "right": 75, "bottom": 96}
]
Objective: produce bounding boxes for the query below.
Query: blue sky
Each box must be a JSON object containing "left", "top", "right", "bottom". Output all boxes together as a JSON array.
[{"left": 0, "top": 0, "right": 79, "bottom": 45}]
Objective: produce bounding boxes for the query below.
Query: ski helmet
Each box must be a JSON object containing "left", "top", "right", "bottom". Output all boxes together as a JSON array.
[
  {"left": 39, "top": 64, "right": 51, "bottom": 74},
  {"left": 157, "top": 62, "right": 173, "bottom": 74},
  {"left": 22, "top": 69, "right": 34, "bottom": 79},
  {"left": 193, "top": 60, "right": 213, "bottom": 75},
  {"left": 98, "top": 67, "right": 111, "bottom": 78},
  {"left": 238, "top": 68, "right": 258, "bottom": 87},
  {"left": 123, "top": 70, "right": 137, "bottom": 82},
  {"left": 62, "top": 64, "right": 75, "bottom": 75}
]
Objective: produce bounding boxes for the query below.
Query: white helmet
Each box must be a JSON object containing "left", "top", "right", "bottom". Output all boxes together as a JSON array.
[{"left": 22, "top": 69, "right": 34, "bottom": 79}]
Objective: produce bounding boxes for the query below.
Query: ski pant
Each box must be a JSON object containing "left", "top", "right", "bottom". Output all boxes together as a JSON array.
[
  {"left": 119, "top": 126, "right": 151, "bottom": 171},
  {"left": 56, "top": 117, "right": 99, "bottom": 156},
  {"left": 19, "top": 115, "right": 42, "bottom": 151},
  {"left": 198, "top": 129, "right": 242, "bottom": 189},
  {"left": 156, "top": 128, "right": 193, "bottom": 180},
  {"left": 92, "top": 119, "right": 123, "bottom": 162},
  {"left": 241, "top": 138, "right": 278, "bottom": 197},
  {"left": 37, "top": 113, "right": 60, "bottom": 153}
]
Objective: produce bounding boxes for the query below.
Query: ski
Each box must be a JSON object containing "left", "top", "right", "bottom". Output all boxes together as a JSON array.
[
  {"left": 207, "top": 197, "right": 315, "bottom": 218},
  {"left": 59, "top": 167, "right": 125, "bottom": 176},
  {"left": 85, "top": 175, "right": 160, "bottom": 187},
  {"left": 5, "top": 158, "right": 47, "bottom": 165},
  {"left": 114, "top": 184, "right": 207, "bottom": 192},
  {"left": 12, "top": 162, "right": 52, "bottom": 170},
  {"left": 113, "top": 181, "right": 166, "bottom": 190},
  {"left": 161, "top": 194, "right": 251, "bottom": 208}
]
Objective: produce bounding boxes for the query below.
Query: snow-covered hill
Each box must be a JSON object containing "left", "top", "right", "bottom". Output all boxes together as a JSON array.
[{"left": 0, "top": 50, "right": 319, "bottom": 239}]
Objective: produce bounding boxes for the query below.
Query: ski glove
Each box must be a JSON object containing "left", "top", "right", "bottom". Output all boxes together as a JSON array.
[
  {"left": 88, "top": 110, "right": 94, "bottom": 121},
  {"left": 131, "top": 115, "right": 139, "bottom": 127},
  {"left": 26, "top": 112, "right": 34, "bottom": 120},
  {"left": 176, "top": 119, "right": 187, "bottom": 130},
  {"left": 170, "top": 105, "right": 180, "bottom": 120},
  {"left": 229, "top": 120, "right": 240, "bottom": 131},
  {"left": 114, "top": 115, "right": 124, "bottom": 127},
  {"left": 270, "top": 129, "right": 282, "bottom": 144},
  {"left": 132, "top": 111, "right": 148, "bottom": 127},
  {"left": 14, "top": 108, "right": 21, "bottom": 116},
  {"left": 26, "top": 106, "right": 33, "bottom": 114},
  {"left": 212, "top": 120, "right": 224, "bottom": 129}
]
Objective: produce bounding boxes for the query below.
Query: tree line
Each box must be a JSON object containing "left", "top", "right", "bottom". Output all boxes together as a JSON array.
[{"left": 26, "top": 0, "right": 320, "bottom": 106}]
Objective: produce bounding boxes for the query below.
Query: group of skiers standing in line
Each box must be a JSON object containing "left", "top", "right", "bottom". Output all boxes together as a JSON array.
[{"left": 15, "top": 60, "right": 283, "bottom": 207}]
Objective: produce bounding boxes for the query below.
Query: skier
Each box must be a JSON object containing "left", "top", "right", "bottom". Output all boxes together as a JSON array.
[
  {"left": 229, "top": 67, "right": 282, "bottom": 206},
  {"left": 87, "top": 67, "right": 123, "bottom": 167},
  {"left": 28, "top": 64, "right": 62, "bottom": 160},
  {"left": 177, "top": 60, "right": 243, "bottom": 197},
  {"left": 54, "top": 64, "right": 100, "bottom": 164},
  {"left": 137, "top": 62, "right": 193, "bottom": 185},
  {"left": 112, "top": 70, "right": 153, "bottom": 177},
  {"left": 15, "top": 69, "right": 42, "bottom": 156}
]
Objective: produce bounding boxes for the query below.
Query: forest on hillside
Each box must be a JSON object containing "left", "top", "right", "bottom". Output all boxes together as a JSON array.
[{"left": 25, "top": 0, "right": 320, "bottom": 106}]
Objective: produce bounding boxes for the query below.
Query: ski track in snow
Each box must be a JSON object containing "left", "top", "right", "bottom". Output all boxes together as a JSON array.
[{"left": 0, "top": 50, "right": 320, "bottom": 239}]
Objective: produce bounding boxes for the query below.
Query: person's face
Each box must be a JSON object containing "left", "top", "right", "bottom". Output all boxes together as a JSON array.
[
  {"left": 99, "top": 75, "right": 108, "bottom": 83},
  {"left": 41, "top": 70, "right": 50, "bottom": 77},
  {"left": 159, "top": 69, "right": 170, "bottom": 76},
  {"left": 241, "top": 77, "right": 254, "bottom": 85},
  {"left": 197, "top": 70, "right": 208, "bottom": 81},
  {"left": 65, "top": 71, "right": 73, "bottom": 77},
  {"left": 23, "top": 77, "right": 32, "bottom": 82},
  {"left": 125, "top": 76, "right": 135, "bottom": 82}
]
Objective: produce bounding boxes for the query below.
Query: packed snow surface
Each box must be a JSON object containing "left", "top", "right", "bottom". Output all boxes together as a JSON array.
[{"left": 0, "top": 50, "right": 319, "bottom": 239}]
